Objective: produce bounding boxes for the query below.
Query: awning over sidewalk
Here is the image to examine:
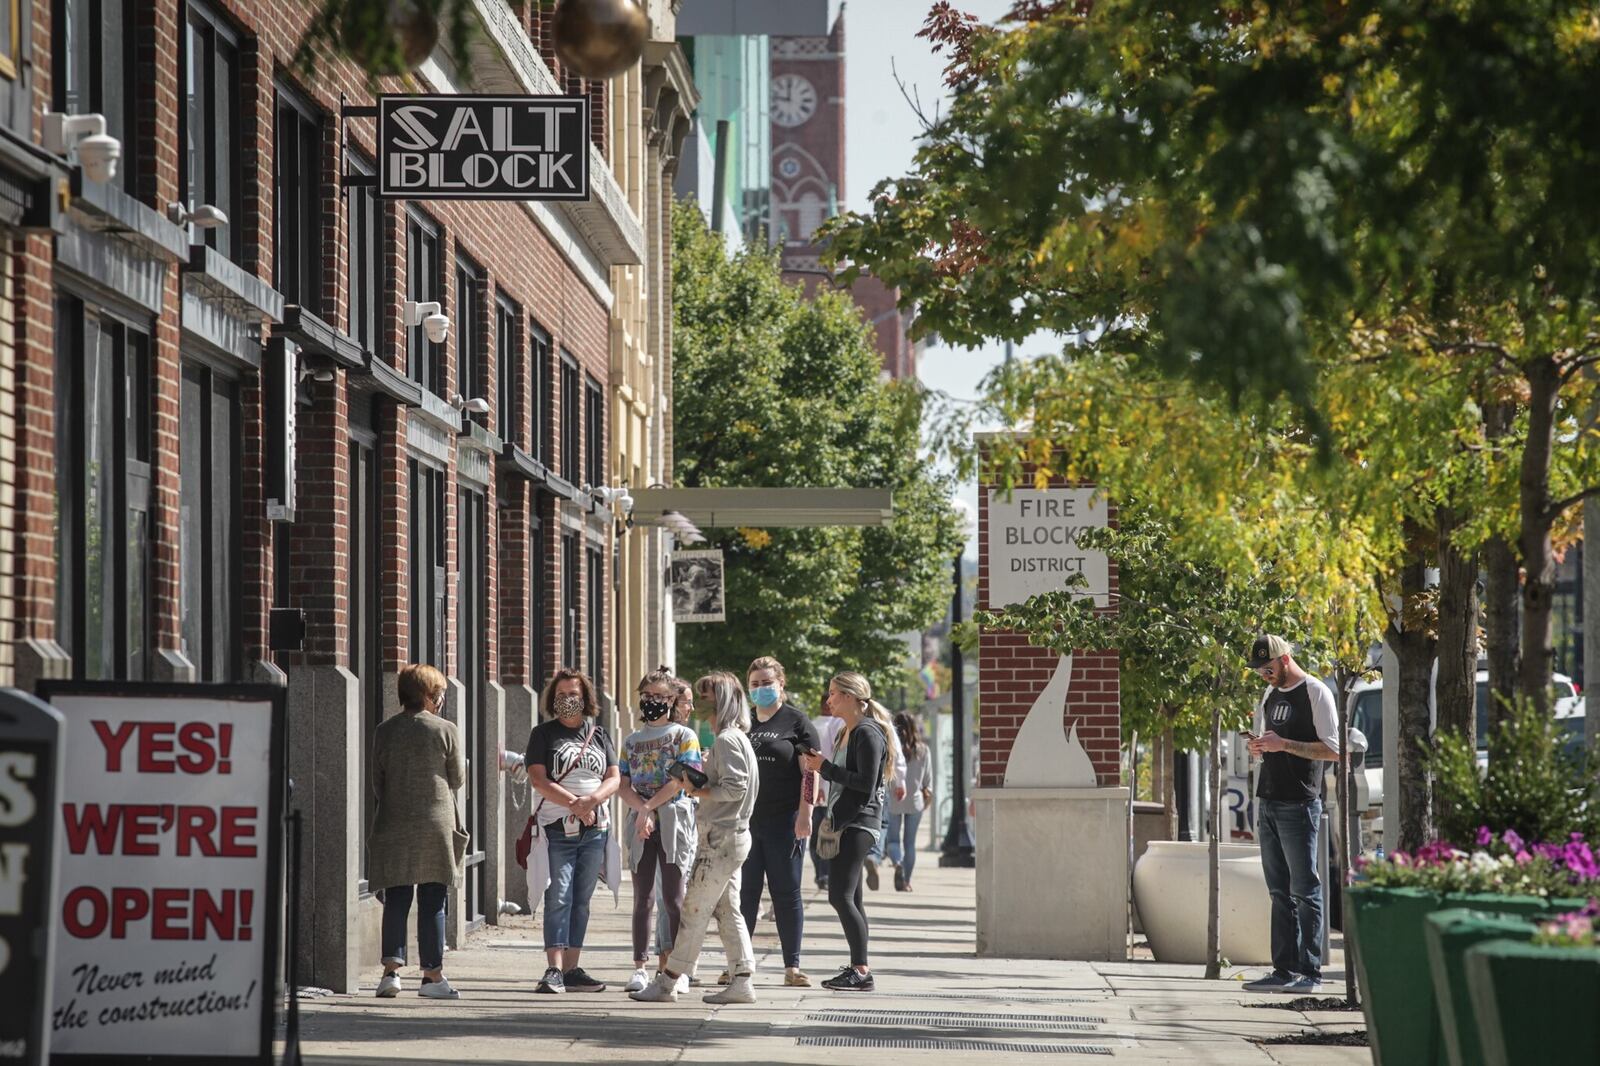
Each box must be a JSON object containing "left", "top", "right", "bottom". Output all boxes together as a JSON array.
[{"left": 631, "top": 488, "right": 894, "bottom": 528}]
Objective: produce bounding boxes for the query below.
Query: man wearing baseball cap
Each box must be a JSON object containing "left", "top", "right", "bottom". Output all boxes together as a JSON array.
[{"left": 1241, "top": 634, "right": 1340, "bottom": 994}]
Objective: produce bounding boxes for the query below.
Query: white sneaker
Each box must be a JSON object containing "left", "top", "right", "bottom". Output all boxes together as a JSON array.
[
  {"left": 675, "top": 973, "right": 690, "bottom": 995},
  {"left": 418, "top": 977, "right": 460, "bottom": 999},
  {"left": 629, "top": 971, "right": 679, "bottom": 1002},
  {"left": 375, "top": 973, "right": 402, "bottom": 998},
  {"left": 625, "top": 967, "right": 649, "bottom": 993},
  {"left": 703, "top": 974, "right": 756, "bottom": 1004}
]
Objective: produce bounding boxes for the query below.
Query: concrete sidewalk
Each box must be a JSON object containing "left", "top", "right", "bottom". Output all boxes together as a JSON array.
[{"left": 290, "top": 849, "right": 1368, "bottom": 1064}]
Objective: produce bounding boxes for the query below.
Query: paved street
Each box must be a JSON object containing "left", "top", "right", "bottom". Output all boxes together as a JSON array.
[{"left": 290, "top": 851, "right": 1366, "bottom": 1064}]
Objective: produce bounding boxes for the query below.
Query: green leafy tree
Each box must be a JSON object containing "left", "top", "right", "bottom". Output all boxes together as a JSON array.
[{"left": 671, "top": 206, "right": 962, "bottom": 705}]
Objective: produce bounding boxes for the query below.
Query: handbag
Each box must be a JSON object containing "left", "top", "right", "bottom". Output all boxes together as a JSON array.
[
  {"left": 815, "top": 815, "right": 844, "bottom": 860},
  {"left": 514, "top": 723, "right": 600, "bottom": 869}
]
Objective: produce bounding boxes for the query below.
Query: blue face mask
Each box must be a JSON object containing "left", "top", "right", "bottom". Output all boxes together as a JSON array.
[{"left": 750, "top": 684, "right": 780, "bottom": 709}]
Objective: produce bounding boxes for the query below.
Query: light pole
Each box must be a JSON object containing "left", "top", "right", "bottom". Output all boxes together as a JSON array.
[{"left": 941, "top": 498, "right": 976, "bottom": 867}]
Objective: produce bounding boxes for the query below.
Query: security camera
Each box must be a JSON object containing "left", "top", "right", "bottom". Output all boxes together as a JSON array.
[
  {"left": 424, "top": 312, "right": 450, "bottom": 344},
  {"left": 404, "top": 301, "right": 449, "bottom": 344},
  {"left": 43, "top": 112, "right": 122, "bottom": 184}
]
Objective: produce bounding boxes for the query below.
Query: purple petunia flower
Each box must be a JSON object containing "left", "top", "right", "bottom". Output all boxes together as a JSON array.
[
  {"left": 1503, "top": 829, "right": 1525, "bottom": 852},
  {"left": 1478, "top": 826, "right": 1495, "bottom": 847}
]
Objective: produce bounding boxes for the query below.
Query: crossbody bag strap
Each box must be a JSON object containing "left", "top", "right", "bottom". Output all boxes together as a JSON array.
[{"left": 532, "top": 723, "right": 601, "bottom": 829}]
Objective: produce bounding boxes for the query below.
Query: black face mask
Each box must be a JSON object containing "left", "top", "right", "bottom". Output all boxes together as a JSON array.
[{"left": 640, "top": 696, "right": 671, "bottom": 722}]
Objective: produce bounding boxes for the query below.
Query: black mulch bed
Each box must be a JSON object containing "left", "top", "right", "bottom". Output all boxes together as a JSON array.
[
  {"left": 1258, "top": 1030, "right": 1370, "bottom": 1047},
  {"left": 1245, "top": 996, "right": 1363, "bottom": 1012}
]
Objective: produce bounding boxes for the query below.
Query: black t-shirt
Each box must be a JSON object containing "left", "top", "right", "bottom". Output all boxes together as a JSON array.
[
  {"left": 1254, "top": 677, "right": 1337, "bottom": 804},
  {"left": 747, "top": 702, "right": 820, "bottom": 821},
  {"left": 525, "top": 717, "right": 617, "bottom": 824}
]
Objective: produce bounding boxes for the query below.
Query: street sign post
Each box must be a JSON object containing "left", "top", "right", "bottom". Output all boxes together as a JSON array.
[
  {"left": 0, "top": 690, "right": 66, "bottom": 1066},
  {"left": 39, "top": 682, "right": 287, "bottom": 1066},
  {"left": 377, "top": 94, "right": 590, "bottom": 200}
]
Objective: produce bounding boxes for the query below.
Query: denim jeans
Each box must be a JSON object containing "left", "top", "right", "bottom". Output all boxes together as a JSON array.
[
  {"left": 740, "top": 808, "right": 806, "bottom": 968},
  {"left": 1258, "top": 797, "right": 1324, "bottom": 980},
  {"left": 867, "top": 804, "right": 890, "bottom": 862},
  {"left": 886, "top": 810, "right": 923, "bottom": 881},
  {"left": 381, "top": 882, "right": 447, "bottom": 971},
  {"left": 543, "top": 823, "right": 608, "bottom": 950},
  {"left": 809, "top": 805, "right": 831, "bottom": 884}
]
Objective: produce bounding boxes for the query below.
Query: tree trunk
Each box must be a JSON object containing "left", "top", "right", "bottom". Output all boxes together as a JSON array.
[
  {"left": 1518, "top": 355, "right": 1561, "bottom": 715},
  {"left": 1333, "top": 669, "right": 1358, "bottom": 1006},
  {"left": 1160, "top": 722, "right": 1178, "bottom": 840},
  {"left": 1389, "top": 539, "right": 1437, "bottom": 852},
  {"left": 1483, "top": 399, "right": 1521, "bottom": 749},
  {"left": 1435, "top": 505, "right": 1480, "bottom": 747},
  {"left": 1204, "top": 700, "right": 1223, "bottom": 980}
]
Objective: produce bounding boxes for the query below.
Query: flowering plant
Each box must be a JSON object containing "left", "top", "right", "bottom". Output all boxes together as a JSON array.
[
  {"left": 1533, "top": 900, "right": 1599, "bottom": 948},
  {"left": 1358, "top": 828, "right": 1600, "bottom": 897}
]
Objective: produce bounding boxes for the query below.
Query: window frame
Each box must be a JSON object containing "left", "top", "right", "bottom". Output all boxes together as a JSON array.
[
  {"left": 583, "top": 374, "right": 604, "bottom": 489},
  {"left": 345, "top": 151, "right": 382, "bottom": 352},
  {"left": 52, "top": 0, "right": 139, "bottom": 191},
  {"left": 274, "top": 80, "right": 325, "bottom": 312},
  {"left": 179, "top": 358, "right": 243, "bottom": 683},
  {"left": 407, "top": 457, "right": 447, "bottom": 666},
  {"left": 586, "top": 544, "right": 603, "bottom": 693},
  {"left": 559, "top": 351, "right": 579, "bottom": 484},
  {"left": 561, "top": 532, "right": 579, "bottom": 669},
  {"left": 454, "top": 254, "right": 485, "bottom": 414},
  {"left": 406, "top": 210, "right": 443, "bottom": 396},
  {"left": 531, "top": 322, "right": 553, "bottom": 467},
  {"left": 495, "top": 293, "right": 520, "bottom": 447},
  {"left": 179, "top": 1, "right": 243, "bottom": 259}
]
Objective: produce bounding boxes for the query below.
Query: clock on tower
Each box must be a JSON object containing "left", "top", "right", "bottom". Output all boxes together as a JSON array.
[{"left": 770, "top": 73, "right": 817, "bottom": 128}]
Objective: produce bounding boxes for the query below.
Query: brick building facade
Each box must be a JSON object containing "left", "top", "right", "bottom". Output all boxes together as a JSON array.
[{"left": 11, "top": 0, "right": 692, "bottom": 992}]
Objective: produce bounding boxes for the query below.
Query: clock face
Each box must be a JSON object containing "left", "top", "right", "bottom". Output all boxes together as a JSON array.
[{"left": 771, "top": 73, "right": 818, "bottom": 128}]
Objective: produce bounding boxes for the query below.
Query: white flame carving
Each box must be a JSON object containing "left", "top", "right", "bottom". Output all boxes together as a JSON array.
[{"left": 1004, "top": 654, "right": 1100, "bottom": 788}]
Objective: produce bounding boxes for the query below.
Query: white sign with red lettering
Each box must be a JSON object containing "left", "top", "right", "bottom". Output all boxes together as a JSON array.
[{"left": 47, "top": 689, "right": 281, "bottom": 1060}]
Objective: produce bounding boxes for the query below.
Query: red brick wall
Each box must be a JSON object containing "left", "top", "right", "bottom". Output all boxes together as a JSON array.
[{"left": 977, "top": 466, "right": 1122, "bottom": 787}]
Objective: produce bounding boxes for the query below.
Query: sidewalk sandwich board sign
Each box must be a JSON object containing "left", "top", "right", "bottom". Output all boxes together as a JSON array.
[
  {"left": 378, "top": 94, "right": 590, "bottom": 200},
  {"left": 38, "top": 682, "right": 287, "bottom": 1065},
  {"left": 0, "top": 690, "right": 66, "bottom": 1066}
]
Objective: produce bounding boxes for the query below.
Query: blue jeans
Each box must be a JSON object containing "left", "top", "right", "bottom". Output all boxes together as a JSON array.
[
  {"left": 1258, "top": 797, "right": 1324, "bottom": 980},
  {"left": 867, "top": 803, "right": 889, "bottom": 862},
  {"left": 381, "top": 882, "right": 446, "bottom": 971},
  {"left": 887, "top": 810, "right": 923, "bottom": 881},
  {"left": 740, "top": 809, "right": 805, "bottom": 968},
  {"left": 543, "top": 823, "right": 608, "bottom": 950}
]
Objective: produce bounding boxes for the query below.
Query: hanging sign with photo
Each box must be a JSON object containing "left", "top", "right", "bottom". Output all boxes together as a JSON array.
[{"left": 669, "top": 550, "right": 726, "bottom": 624}]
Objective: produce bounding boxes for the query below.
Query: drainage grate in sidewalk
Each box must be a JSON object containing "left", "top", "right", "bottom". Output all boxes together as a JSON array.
[
  {"left": 807, "top": 1009, "right": 1103, "bottom": 1031},
  {"left": 796, "top": 1036, "right": 1113, "bottom": 1055},
  {"left": 886, "top": 992, "right": 1096, "bottom": 1005}
]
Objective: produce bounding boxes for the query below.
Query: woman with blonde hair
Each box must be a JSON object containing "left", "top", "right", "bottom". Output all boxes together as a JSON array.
[
  {"left": 368, "top": 664, "right": 469, "bottom": 1000},
  {"left": 799, "top": 671, "right": 895, "bottom": 992},
  {"left": 631, "top": 672, "right": 761, "bottom": 1003}
]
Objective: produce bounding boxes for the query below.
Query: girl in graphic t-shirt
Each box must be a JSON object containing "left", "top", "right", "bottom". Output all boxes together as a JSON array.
[{"left": 619, "top": 667, "right": 702, "bottom": 994}]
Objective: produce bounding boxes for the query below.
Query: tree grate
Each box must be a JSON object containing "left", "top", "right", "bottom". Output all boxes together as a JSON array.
[
  {"left": 796, "top": 1036, "right": 1113, "bottom": 1055},
  {"left": 807, "top": 1009, "right": 1104, "bottom": 1031}
]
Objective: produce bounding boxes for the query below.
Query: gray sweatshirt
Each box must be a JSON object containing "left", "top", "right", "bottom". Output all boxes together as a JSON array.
[{"left": 698, "top": 726, "right": 759, "bottom": 837}]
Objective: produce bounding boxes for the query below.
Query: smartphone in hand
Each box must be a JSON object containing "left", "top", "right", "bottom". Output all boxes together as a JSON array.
[{"left": 668, "top": 760, "right": 708, "bottom": 790}]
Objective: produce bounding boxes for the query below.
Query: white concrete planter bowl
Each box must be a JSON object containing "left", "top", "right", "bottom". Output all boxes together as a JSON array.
[{"left": 1132, "top": 840, "right": 1273, "bottom": 964}]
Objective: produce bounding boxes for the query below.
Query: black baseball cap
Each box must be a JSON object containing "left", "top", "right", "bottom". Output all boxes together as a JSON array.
[{"left": 1247, "top": 634, "right": 1291, "bottom": 669}]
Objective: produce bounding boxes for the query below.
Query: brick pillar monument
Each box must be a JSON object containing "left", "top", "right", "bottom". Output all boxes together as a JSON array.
[{"left": 974, "top": 447, "right": 1128, "bottom": 959}]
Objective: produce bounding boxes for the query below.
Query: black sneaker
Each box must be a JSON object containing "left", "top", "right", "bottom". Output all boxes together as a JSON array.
[
  {"left": 536, "top": 966, "right": 564, "bottom": 994},
  {"left": 893, "top": 869, "right": 906, "bottom": 892},
  {"left": 563, "top": 967, "right": 607, "bottom": 993},
  {"left": 822, "top": 968, "right": 875, "bottom": 992}
]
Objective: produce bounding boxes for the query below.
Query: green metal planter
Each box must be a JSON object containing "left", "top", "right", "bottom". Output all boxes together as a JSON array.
[
  {"left": 1346, "top": 886, "right": 1585, "bottom": 1066},
  {"left": 1422, "top": 909, "right": 1540, "bottom": 1066},
  {"left": 1465, "top": 939, "right": 1600, "bottom": 1066}
]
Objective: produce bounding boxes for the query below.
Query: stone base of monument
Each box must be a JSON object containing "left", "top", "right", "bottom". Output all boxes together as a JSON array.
[{"left": 974, "top": 787, "right": 1130, "bottom": 960}]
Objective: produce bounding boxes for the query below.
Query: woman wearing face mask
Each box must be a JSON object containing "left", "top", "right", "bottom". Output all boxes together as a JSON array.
[
  {"left": 799, "top": 672, "right": 895, "bottom": 992},
  {"left": 525, "top": 668, "right": 620, "bottom": 995},
  {"left": 736, "top": 655, "right": 820, "bottom": 987},
  {"left": 619, "top": 667, "right": 702, "bottom": 994},
  {"left": 631, "top": 673, "right": 760, "bottom": 1003}
]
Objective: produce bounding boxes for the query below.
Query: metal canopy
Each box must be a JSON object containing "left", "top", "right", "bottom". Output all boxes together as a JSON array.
[{"left": 632, "top": 488, "right": 894, "bottom": 528}]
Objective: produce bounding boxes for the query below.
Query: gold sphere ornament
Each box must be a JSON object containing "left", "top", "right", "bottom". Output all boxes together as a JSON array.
[
  {"left": 553, "top": 0, "right": 648, "bottom": 80},
  {"left": 340, "top": 0, "right": 440, "bottom": 75}
]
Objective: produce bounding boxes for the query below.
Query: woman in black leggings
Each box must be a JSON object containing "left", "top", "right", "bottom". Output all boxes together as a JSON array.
[{"left": 800, "top": 671, "right": 893, "bottom": 992}]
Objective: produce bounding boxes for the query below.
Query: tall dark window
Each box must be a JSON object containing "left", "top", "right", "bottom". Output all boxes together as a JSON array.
[
  {"left": 584, "top": 375, "right": 604, "bottom": 489},
  {"left": 530, "top": 508, "right": 547, "bottom": 690},
  {"left": 274, "top": 82, "right": 324, "bottom": 309},
  {"left": 586, "top": 545, "right": 603, "bottom": 692},
  {"left": 349, "top": 427, "right": 382, "bottom": 891},
  {"left": 406, "top": 211, "right": 442, "bottom": 395},
  {"left": 346, "top": 153, "right": 381, "bottom": 351},
  {"left": 559, "top": 352, "right": 579, "bottom": 483},
  {"left": 562, "top": 532, "right": 579, "bottom": 669},
  {"left": 54, "top": 0, "right": 139, "bottom": 191},
  {"left": 180, "top": 3, "right": 242, "bottom": 259},
  {"left": 532, "top": 323, "right": 552, "bottom": 467},
  {"left": 53, "top": 295, "right": 152, "bottom": 680},
  {"left": 180, "top": 361, "right": 241, "bottom": 682},
  {"left": 408, "top": 458, "right": 447, "bottom": 665},
  {"left": 455, "top": 256, "right": 484, "bottom": 411},
  {"left": 495, "top": 295, "right": 519, "bottom": 446}
]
